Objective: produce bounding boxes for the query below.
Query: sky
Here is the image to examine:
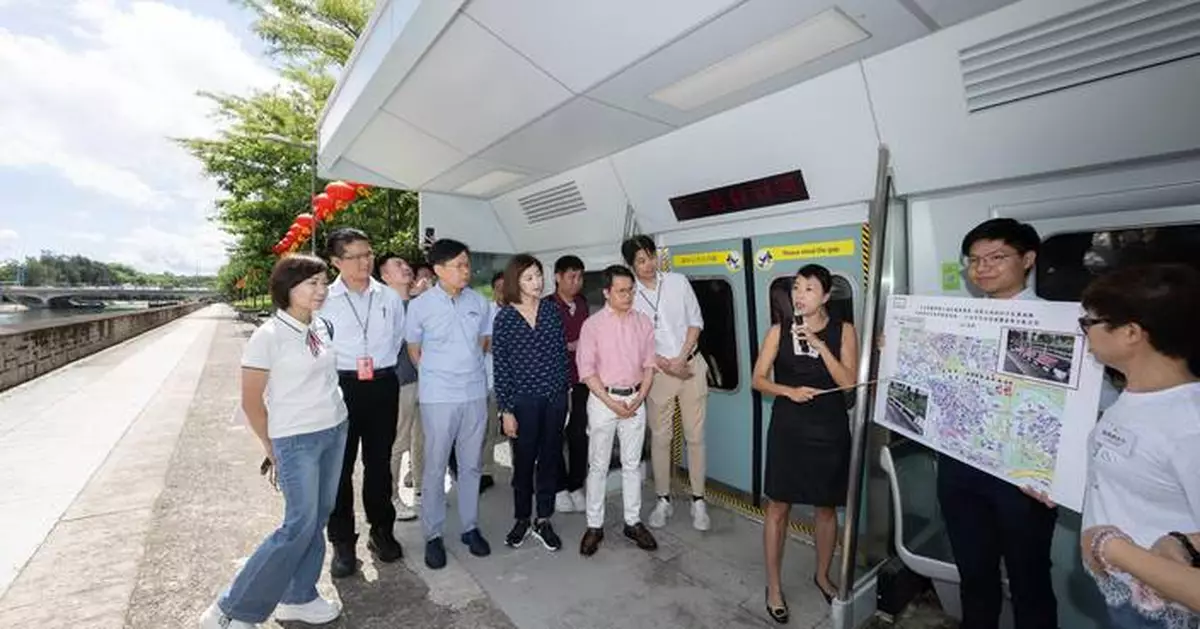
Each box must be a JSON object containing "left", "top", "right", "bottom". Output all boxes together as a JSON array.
[{"left": 0, "top": 0, "right": 280, "bottom": 275}]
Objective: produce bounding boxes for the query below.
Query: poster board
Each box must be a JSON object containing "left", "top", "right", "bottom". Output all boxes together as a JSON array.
[{"left": 873, "top": 295, "right": 1105, "bottom": 512}]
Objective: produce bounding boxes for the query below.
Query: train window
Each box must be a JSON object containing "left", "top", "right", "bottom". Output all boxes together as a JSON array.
[
  {"left": 1038, "top": 224, "right": 1200, "bottom": 301},
  {"left": 689, "top": 278, "right": 740, "bottom": 392},
  {"left": 767, "top": 274, "right": 856, "bottom": 326}
]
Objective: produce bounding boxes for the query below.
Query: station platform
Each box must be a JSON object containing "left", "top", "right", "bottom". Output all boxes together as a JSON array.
[{"left": 0, "top": 305, "right": 949, "bottom": 628}]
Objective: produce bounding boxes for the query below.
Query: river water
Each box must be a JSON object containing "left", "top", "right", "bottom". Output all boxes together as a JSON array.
[{"left": 0, "top": 304, "right": 151, "bottom": 331}]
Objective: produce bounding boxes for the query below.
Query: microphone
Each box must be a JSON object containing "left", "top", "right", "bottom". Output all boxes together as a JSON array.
[{"left": 793, "top": 310, "right": 809, "bottom": 354}]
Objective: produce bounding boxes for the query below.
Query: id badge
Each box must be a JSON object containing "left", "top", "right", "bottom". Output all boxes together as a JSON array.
[{"left": 356, "top": 356, "right": 375, "bottom": 381}]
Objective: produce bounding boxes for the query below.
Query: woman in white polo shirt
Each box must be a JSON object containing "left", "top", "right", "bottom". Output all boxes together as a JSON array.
[
  {"left": 200, "top": 254, "right": 349, "bottom": 629},
  {"left": 1077, "top": 264, "right": 1200, "bottom": 629}
]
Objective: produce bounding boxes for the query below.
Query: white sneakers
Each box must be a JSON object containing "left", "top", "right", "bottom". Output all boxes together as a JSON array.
[
  {"left": 198, "top": 603, "right": 258, "bottom": 629},
  {"left": 555, "top": 489, "right": 587, "bottom": 513},
  {"left": 394, "top": 500, "right": 418, "bottom": 522},
  {"left": 274, "top": 597, "right": 342, "bottom": 624},
  {"left": 198, "top": 597, "right": 341, "bottom": 628},
  {"left": 691, "top": 499, "right": 711, "bottom": 531},
  {"left": 649, "top": 497, "right": 711, "bottom": 531},
  {"left": 648, "top": 498, "right": 673, "bottom": 528}
]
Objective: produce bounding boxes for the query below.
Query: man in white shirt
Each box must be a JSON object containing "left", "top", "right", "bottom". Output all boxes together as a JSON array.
[
  {"left": 622, "top": 235, "right": 711, "bottom": 532},
  {"left": 317, "top": 228, "right": 407, "bottom": 578}
]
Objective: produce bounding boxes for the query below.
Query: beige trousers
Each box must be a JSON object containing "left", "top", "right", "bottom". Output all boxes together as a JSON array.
[
  {"left": 391, "top": 381, "right": 423, "bottom": 498},
  {"left": 646, "top": 355, "right": 708, "bottom": 497}
]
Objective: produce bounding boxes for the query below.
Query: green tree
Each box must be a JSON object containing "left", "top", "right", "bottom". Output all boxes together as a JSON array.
[{"left": 187, "top": 0, "right": 420, "bottom": 297}]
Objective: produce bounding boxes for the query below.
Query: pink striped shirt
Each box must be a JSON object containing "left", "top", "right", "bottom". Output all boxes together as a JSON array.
[{"left": 576, "top": 306, "right": 656, "bottom": 387}]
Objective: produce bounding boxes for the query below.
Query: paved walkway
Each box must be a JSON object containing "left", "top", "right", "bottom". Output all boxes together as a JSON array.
[{"left": 0, "top": 305, "right": 952, "bottom": 628}]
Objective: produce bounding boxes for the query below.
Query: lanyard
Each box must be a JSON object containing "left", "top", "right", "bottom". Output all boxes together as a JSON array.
[
  {"left": 637, "top": 275, "right": 663, "bottom": 327},
  {"left": 344, "top": 291, "right": 374, "bottom": 352}
]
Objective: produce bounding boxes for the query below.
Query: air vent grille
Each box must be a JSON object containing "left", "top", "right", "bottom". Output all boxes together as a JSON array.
[
  {"left": 517, "top": 181, "right": 587, "bottom": 225},
  {"left": 960, "top": 0, "right": 1200, "bottom": 112}
]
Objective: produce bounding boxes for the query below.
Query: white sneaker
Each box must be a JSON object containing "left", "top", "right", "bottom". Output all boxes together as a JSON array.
[
  {"left": 198, "top": 602, "right": 258, "bottom": 628},
  {"left": 555, "top": 491, "right": 574, "bottom": 513},
  {"left": 648, "top": 498, "right": 673, "bottom": 529},
  {"left": 395, "top": 501, "right": 418, "bottom": 522},
  {"left": 569, "top": 489, "right": 587, "bottom": 512},
  {"left": 413, "top": 492, "right": 423, "bottom": 506},
  {"left": 691, "top": 499, "right": 711, "bottom": 531},
  {"left": 275, "top": 597, "right": 341, "bottom": 624}
]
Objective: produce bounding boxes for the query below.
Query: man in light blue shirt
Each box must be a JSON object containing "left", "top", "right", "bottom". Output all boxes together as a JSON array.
[
  {"left": 316, "top": 228, "right": 407, "bottom": 578},
  {"left": 405, "top": 238, "right": 493, "bottom": 569}
]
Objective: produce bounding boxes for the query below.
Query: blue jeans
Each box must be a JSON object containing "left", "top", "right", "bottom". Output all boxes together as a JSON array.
[
  {"left": 220, "top": 422, "right": 348, "bottom": 623},
  {"left": 1108, "top": 604, "right": 1184, "bottom": 629},
  {"left": 510, "top": 392, "right": 566, "bottom": 520}
]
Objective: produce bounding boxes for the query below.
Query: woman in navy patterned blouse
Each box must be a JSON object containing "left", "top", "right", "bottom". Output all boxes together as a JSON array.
[{"left": 492, "top": 253, "right": 571, "bottom": 552}]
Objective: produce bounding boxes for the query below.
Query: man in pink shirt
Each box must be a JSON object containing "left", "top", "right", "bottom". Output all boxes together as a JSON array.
[{"left": 576, "top": 265, "right": 659, "bottom": 557}]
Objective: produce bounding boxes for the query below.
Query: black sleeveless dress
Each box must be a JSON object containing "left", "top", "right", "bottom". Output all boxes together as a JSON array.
[{"left": 764, "top": 319, "right": 851, "bottom": 507}]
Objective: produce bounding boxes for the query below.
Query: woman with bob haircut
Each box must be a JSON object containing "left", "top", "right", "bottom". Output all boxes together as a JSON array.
[{"left": 200, "top": 254, "right": 349, "bottom": 629}]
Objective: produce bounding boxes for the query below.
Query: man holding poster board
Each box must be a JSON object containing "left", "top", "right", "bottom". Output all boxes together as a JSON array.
[{"left": 877, "top": 219, "right": 1080, "bottom": 629}]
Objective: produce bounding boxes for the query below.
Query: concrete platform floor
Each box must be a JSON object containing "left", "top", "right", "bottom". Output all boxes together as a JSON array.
[{"left": 0, "top": 305, "right": 956, "bottom": 628}]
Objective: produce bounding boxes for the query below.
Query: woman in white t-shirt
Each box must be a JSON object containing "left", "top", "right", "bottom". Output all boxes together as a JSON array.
[
  {"left": 200, "top": 254, "right": 349, "bottom": 629},
  {"left": 1077, "top": 264, "right": 1200, "bottom": 629}
]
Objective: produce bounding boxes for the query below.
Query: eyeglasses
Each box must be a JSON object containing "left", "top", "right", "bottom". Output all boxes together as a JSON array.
[
  {"left": 337, "top": 250, "right": 374, "bottom": 263},
  {"left": 1078, "top": 316, "right": 1108, "bottom": 332},
  {"left": 962, "top": 251, "right": 1017, "bottom": 269}
]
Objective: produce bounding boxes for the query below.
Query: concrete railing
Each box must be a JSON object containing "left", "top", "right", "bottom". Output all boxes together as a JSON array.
[{"left": 0, "top": 304, "right": 204, "bottom": 392}]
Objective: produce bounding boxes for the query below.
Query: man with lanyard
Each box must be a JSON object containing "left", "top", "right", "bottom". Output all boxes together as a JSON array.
[
  {"left": 942, "top": 218, "right": 1058, "bottom": 629},
  {"left": 405, "top": 238, "right": 493, "bottom": 569},
  {"left": 377, "top": 253, "right": 426, "bottom": 522},
  {"left": 547, "top": 255, "right": 591, "bottom": 513},
  {"left": 621, "top": 235, "right": 711, "bottom": 532},
  {"left": 319, "top": 228, "right": 407, "bottom": 578}
]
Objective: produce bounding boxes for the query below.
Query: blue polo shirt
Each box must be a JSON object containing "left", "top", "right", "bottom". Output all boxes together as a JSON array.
[{"left": 405, "top": 283, "right": 491, "bottom": 404}]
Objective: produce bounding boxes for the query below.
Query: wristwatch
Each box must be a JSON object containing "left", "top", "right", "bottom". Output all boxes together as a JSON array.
[{"left": 1167, "top": 531, "right": 1200, "bottom": 568}]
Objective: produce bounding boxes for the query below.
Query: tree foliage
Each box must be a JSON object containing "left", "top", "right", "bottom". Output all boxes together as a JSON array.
[
  {"left": 0, "top": 253, "right": 214, "bottom": 288},
  {"left": 187, "top": 0, "right": 420, "bottom": 297}
]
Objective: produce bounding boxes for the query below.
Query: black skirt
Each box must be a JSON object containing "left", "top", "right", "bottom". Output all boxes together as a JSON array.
[{"left": 764, "top": 395, "right": 850, "bottom": 507}]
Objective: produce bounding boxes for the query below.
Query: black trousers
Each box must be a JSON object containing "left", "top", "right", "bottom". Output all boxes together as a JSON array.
[
  {"left": 557, "top": 383, "right": 590, "bottom": 493},
  {"left": 327, "top": 372, "right": 399, "bottom": 544},
  {"left": 511, "top": 392, "right": 567, "bottom": 520},
  {"left": 937, "top": 457, "right": 1058, "bottom": 629}
]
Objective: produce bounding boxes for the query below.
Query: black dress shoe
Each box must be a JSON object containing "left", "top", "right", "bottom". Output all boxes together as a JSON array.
[
  {"left": 330, "top": 541, "right": 357, "bottom": 578},
  {"left": 367, "top": 530, "right": 403, "bottom": 563},
  {"left": 579, "top": 527, "right": 604, "bottom": 557},
  {"left": 425, "top": 537, "right": 447, "bottom": 570},
  {"left": 461, "top": 528, "right": 491, "bottom": 557},
  {"left": 623, "top": 523, "right": 658, "bottom": 551}
]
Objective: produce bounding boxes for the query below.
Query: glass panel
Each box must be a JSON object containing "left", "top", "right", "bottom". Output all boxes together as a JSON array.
[
  {"left": 581, "top": 271, "right": 606, "bottom": 315},
  {"left": 689, "top": 278, "right": 739, "bottom": 392}
]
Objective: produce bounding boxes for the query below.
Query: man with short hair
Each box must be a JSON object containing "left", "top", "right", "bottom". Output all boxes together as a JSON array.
[
  {"left": 576, "top": 265, "right": 659, "bottom": 557},
  {"left": 318, "top": 229, "right": 407, "bottom": 578},
  {"left": 621, "top": 235, "right": 710, "bottom": 531},
  {"left": 546, "top": 255, "right": 590, "bottom": 513},
  {"left": 405, "top": 239, "right": 493, "bottom": 569},
  {"left": 376, "top": 253, "right": 422, "bottom": 521},
  {"left": 941, "top": 218, "right": 1058, "bottom": 629}
]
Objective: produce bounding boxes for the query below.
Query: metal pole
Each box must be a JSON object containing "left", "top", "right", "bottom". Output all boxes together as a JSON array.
[
  {"left": 836, "top": 145, "right": 891, "bottom": 603},
  {"left": 310, "top": 149, "right": 319, "bottom": 255}
]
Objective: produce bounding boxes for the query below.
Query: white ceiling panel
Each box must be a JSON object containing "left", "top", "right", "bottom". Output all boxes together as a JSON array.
[
  {"left": 588, "top": 0, "right": 930, "bottom": 127},
  {"left": 382, "top": 16, "right": 573, "bottom": 155},
  {"left": 463, "top": 0, "right": 745, "bottom": 93},
  {"left": 477, "top": 97, "right": 674, "bottom": 173},
  {"left": 345, "top": 111, "right": 466, "bottom": 188},
  {"left": 908, "top": 0, "right": 1021, "bottom": 28},
  {"left": 423, "top": 157, "right": 544, "bottom": 197},
  {"left": 323, "top": 156, "right": 406, "bottom": 189}
]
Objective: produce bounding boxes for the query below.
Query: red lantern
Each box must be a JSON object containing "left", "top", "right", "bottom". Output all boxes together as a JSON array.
[
  {"left": 295, "top": 213, "right": 314, "bottom": 230},
  {"left": 312, "top": 193, "right": 334, "bottom": 221},
  {"left": 326, "top": 181, "right": 356, "bottom": 205}
]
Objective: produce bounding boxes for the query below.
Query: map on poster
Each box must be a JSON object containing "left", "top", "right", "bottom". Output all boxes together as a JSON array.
[{"left": 873, "top": 295, "right": 1105, "bottom": 512}]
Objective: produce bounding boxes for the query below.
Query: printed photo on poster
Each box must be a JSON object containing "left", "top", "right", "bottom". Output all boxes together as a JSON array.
[
  {"left": 998, "top": 327, "right": 1084, "bottom": 389},
  {"left": 884, "top": 380, "right": 930, "bottom": 436}
]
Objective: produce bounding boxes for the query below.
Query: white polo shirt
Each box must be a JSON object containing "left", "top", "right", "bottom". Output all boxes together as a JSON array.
[
  {"left": 319, "top": 276, "right": 406, "bottom": 371},
  {"left": 1082, "top": 382, "right": 1200, "bottom": 548},
  {"left": 242, "top": 310, "right": 348, "bottom": 439},
  {"left": 633, "top": 271, "right": 704, "bottom": 358}
]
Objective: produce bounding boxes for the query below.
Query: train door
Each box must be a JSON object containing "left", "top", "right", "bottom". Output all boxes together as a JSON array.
[
  {"left": 748, "top": 224, "right": 867, "bottom": 506},
  {"left": 661, "top": 239, "right": 755, "bottom": 494}
]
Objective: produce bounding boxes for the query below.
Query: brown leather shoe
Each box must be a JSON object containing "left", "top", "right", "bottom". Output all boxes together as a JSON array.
[
  {"left": 623, "top": 523, "right": 658, "bottom": 551},
  {"left": 579, "top": 527, "right": 604, "bottom": 556}
]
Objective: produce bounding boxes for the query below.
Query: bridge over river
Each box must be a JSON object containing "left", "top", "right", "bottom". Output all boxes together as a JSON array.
[{"left": 0, "top": 285, "right": 218, "bottom": 308}]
